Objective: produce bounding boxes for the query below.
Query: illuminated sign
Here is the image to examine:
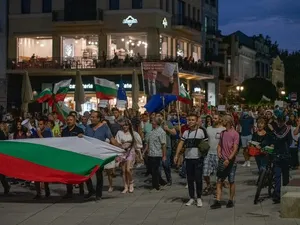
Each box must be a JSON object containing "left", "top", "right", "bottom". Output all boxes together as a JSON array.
[
  {"left": 116, "top": 83, "right": 132, "bottom": 89},
  {"left": 122, "top": 16, "right": 138, "bottom": 27},
  {"left": 162, "top": 18, "right": 168, "bottom": 28},
  {"left": 69, "top": 84, "right": 94, "bottom": 90}
]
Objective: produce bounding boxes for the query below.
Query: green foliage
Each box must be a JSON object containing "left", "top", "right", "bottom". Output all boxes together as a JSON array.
[{"left": 241, "top": 78, "right": 278, "bottom": 104}]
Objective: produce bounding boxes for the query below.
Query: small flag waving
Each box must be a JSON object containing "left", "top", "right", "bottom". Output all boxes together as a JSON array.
[
  {"left": 0, "top": 136, "right": 124, "bottom": 184},
  {"left": 261, "top": 95, "right": 271, "bottom": 102},
  {"left": 116, "top": 81, "right": 127, "bottom": 108},
  {"left": 178, "top": 85, "right": 192, "bottom": 104},
  {"left": 53, "top": 79, "right": 72, "bottom": 102},
  {"left": 94, "top": 77, "right": 117, "bottom": 100}
]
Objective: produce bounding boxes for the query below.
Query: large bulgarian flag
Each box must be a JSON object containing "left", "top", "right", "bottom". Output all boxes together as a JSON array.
[
  {"left": 94, "top": 77, "right": 117, "bottom": 99},
  {"left": 0, "top": 136, "right": 124, "bottom": 184},
  {"left": 178, "top": 85, "right": 192, "bottom": 104}
]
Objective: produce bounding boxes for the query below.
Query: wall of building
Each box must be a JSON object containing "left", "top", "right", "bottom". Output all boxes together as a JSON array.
[{"left": 0, "top": 0, "right": 8, "bottom": 110}]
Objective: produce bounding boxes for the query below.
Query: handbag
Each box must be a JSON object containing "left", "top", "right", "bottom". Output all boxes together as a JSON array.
[{"left": 198, "top": 140, "right": 210, "bottom": 157}]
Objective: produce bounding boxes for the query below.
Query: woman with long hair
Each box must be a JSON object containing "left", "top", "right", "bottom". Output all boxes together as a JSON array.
[
  {"left": 116, "top": 119, "right": 143, "bottom": 193},
  {"left": 13, "top": 120, "right": 28, "bottom": 139}
]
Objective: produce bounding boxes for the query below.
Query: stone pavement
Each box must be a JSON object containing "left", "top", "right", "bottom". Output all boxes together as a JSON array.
[{"left": 1, "top": 159, "right": 300, "bottom": 225}]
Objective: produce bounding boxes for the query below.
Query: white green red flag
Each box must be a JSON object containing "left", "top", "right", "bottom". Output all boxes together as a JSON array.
[
  {"left": 53, "top": 79, "right": 72, "bottom": 102},
  {"left": 178, "top": 85, "right": 192, "bottom": 104},
  {"left": 0, "top": 136, "right": 124, "bottom": 184},
  {"left": 36, "top": 88, "right": 53, "bottom": 103},
  {"left": 94, "top": 77, "right": 117, "bottom": 100}
]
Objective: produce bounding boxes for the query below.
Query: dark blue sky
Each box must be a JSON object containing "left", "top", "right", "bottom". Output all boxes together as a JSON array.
[{"left": 219, "top": 0, "right": 300, "bottom": 51}]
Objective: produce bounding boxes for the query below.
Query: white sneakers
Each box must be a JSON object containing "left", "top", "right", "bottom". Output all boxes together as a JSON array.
[
  {"left": 185, "top": 198, "right": 203, "bottom": 207},
  {"left": 242, "top": 161, "right": 251, "bottom": 167}
]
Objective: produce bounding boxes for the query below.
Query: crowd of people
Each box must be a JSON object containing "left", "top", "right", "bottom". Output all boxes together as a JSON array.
[{"left": 0, "top": 103, "right": 298, "bottom": 208}]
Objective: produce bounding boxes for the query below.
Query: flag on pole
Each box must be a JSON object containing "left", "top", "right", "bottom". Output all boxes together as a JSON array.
[
  {"left": 116, "top": 81, "right": 127, "bottom": 108},
  {"left": 94, "top": 77, "right": 117, "bottom": 100},
  {"left": 53, "top": 79, "right": 72, "bottom": 101},
  {"left": 177, "top": 85, "right": 192, "bottom": 104},
  {"left": 36, "top": 88, "right": 53, "bottom": 103},
  {"left": 144, "top": 95, "right": 177, "bottom": 113},
  {"left": 0, "top": 136, "right": 124, "bottom": 184}
]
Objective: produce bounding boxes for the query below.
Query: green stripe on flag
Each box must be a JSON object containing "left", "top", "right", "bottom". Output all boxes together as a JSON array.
[
  {"left": 95, "top": 85, "right": 117, "bottom": 97},
  {"left": 0, "top": 142, "right": 116, "bottom": 176}
]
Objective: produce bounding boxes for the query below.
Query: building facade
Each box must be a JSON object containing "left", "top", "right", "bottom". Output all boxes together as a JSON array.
[
  {"left": 253, "top": 35, "right": 271, "bottom": 80},
  {"left": 6, "top": 0, "right": 216, "bottom": 111},
  {"left": 219, "top": 31, "right": 256, "bottom": 99},
  {"left": 271, "top": 56, "right": 285, "bottom": 89},
  {"left": 0, "top": 0, "right": 8, "bottom": 111}
]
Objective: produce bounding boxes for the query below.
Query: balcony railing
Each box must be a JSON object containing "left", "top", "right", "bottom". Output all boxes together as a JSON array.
[
  {"left": 171, "top": 15, "right": 202, "bottom": 32},
  {"left": 52, "top": 9, "right": 104, "bottom": 22},
  {"left": 206, "top": 26, "right": 221, "bottom": 36},
  {"left": 7, "top": 56, "right": 213, "bottom": 75}
]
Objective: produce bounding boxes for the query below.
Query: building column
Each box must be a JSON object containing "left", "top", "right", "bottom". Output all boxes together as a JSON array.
[
  {"left": 147, "top": 28, "right": 160, "bottom": 59},
  {"left": 167, "top": 37, "right": 172, "bottom": 57},
  {"left": 98, "top": 32, "right": 108, "bottom": 59},
  {"left": 172, "top": 38, "right": 177, "bottom": 58},
  {"left": 184, "top": 42, "right": 188, "bottom": 57},
  {"left": 188, "top": 43, "right": 192, "bottom": 58},
  {"left": 52, "top": 35, "right": 61, "bottom": 60},
  {"left": 7, "top": 36, "right": 17, "bottom": 60}
]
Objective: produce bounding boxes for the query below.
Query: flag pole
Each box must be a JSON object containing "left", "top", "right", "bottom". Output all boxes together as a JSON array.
[
  {"left": 176, "top": 101, "right": 182, "bottom": 136},
  {"left": 162, "top": 95, "right": 166, "bottom": 120}
]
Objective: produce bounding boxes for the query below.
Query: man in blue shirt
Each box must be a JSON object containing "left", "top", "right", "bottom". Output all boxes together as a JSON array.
[
  {"left": 34, "top": 119, "right": 53, "bottom": 199},
  {"left": 84, "top": 111, "right": 121, "bottom": 201},
  {"left": 240, "top": 110, "right": 254, "bottom": 167}
]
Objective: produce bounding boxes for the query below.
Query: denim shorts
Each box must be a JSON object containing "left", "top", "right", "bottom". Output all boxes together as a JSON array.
[{"left": 217, "top": 162, "right": 237, "bottom": 183}]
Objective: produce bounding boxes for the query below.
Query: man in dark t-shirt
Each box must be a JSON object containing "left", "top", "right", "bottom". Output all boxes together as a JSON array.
[{"left": 61, "top": 115, "right": 84, "bottom": 198}]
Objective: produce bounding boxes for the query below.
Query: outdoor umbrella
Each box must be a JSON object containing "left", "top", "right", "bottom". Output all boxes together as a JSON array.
[
  {"left": 131, "top": 69, "right": 140, "bottom": 110},
  {"left": 74, "top": 70, "right": 85, "bottom": 112},
  {"left": 21, "top": 71, "right": 33, "bottom": 113}
]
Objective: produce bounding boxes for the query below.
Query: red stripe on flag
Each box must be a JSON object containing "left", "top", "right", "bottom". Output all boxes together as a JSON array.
[
  {"left": 0, "top": 153, "right": 99, "bottom": 184},
  {"left": 177, "top": 96, "right": 192, "bottom": 104},
  {"left": 96, "top": 92, "right": 115, "bottom": 100}
]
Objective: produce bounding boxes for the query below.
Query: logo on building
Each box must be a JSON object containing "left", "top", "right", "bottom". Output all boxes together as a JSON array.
[
  {"left": 122, "top": 16, "right": 138, "bottom": 27},
  {"left": 162, "top": 18, "right": 168, "bottom": 28}
]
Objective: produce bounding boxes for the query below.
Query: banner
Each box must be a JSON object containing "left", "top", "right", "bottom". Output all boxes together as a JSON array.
[{"left": 141, "top": 62, "right": 180, "bottom": 97}]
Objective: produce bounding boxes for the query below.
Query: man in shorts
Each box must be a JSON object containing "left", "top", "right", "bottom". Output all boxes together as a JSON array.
[
  {"left": 240, "top": 109, "right": 254, "bottom": 167},
  {"left": 210, "top": 115, "right": 239, "bottom": 209},
  {"left": 203, "top": 114, "right": 225, "bottom": 195}
]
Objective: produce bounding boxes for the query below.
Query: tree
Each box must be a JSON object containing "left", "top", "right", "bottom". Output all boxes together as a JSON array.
[
  {"left": 279, "top": 50, "right": 300, "bottom": 98},
  {"left": 241, "top": 78, "right": 278, "bottom": 104}
]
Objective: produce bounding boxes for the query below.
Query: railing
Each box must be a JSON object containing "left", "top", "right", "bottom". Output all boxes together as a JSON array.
[
  {"left": 171, "top": 15, "right": 202, "bottom": 32},
  {"left": 206, "top": 26, "right": 221, "bottom": 36},
  {"left": 52, "top": 9, "right": 104, "bottom": 22},
  {"left": 7, "top": 56, "right": 213, "bottom": 75}
]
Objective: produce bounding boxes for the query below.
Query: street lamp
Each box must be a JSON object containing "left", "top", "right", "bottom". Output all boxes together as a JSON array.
[
  {"left": 236, "top": 86, "right": 244, "bottom": 92},
  {"left": 281, "top": 90, "right": 286, "bottom": 95}
]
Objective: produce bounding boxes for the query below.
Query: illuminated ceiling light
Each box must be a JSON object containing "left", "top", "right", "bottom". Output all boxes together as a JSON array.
[
  {"left": 129, "top": 40, "right": 132, "bottom": 43},
  {"left": 137, "top": 44, "right": 140, "bottom": 47},
  {"left": 138, "top": 41, "right": 141, "bottom": 44},
  {"left": 40, "top": 44, "right": 44, "bottom": 47},
  {"left": 121, "top": 38, "right": 125, "bottom": 42},
  {"left": 75, "top": 40, "right": 78, "bottom": 44},
  {"left": 36, "top": 41, "right": 39, "bottom": 44},
  {"left": 131, "top": 43, "right": 135, "bottom": 46},
  {"left": 126, "top": 41, "right": 129, "bottom": 44},
  {"left": 88, "top": 41, "right": 91, "bottom": 44},
  {"left": 95, "top": 42, "right": 98, "bottom": 45}
]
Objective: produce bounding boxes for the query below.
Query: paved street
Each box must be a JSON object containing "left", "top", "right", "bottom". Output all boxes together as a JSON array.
[{"left": 1, "top": 157, "right": 300, "bottom": 225}]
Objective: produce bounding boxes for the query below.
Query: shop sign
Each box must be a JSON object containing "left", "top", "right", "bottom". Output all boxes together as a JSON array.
[
  {"left": 194, "top": 87, "right": 201, "bottom": 93},
  {"left": 69, "top": 84, "right": 94, "bottom": 90},
  {"left": 116, "top": 83, "right": 132, "bottom": 89},
  {"left": 162, "top": 18, "right": 168, "bottom": 28},
  {"left": 122, "top": 16, "right": 138, "bottom": 27}
]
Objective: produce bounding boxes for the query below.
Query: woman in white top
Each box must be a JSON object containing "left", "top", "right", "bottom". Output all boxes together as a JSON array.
[{"left": 116, "top": 119, "right": 143, "bottom": 193}]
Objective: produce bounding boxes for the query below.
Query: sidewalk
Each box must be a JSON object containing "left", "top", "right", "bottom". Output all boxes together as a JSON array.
[{"left": 0, "top": 160, "right": 299, "bottom": 225}]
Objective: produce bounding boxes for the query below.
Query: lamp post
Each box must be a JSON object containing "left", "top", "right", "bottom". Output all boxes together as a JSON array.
[{"left": 236, "top": 85, "right": 244, "bottom": 105}]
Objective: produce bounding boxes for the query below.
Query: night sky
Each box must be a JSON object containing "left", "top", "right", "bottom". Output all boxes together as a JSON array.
[{"left": 219, "top": 0, "right": 300, "bottom": 51}]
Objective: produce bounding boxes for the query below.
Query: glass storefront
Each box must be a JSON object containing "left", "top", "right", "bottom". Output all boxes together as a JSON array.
[
  {"left": 108, "top": 33, "right": 147, "bottom": 59},
  {"left": 62, "top": 35, "right": 99, "bottom": 59},
  {"left": 17, "top": 37, "right": 53, "bottom": 61}
]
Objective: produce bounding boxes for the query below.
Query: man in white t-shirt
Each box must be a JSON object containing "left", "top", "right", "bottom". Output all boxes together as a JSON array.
[
  {"left": 174, "top": 113, "right": 208, "bottom": 208},
  {"left": 203, "top": 114, "right": 225, "bottom": 195}
]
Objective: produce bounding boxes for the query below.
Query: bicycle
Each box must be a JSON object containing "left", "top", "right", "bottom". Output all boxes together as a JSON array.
[{"left": 254, "top": 148, "right": 275, "bottom": 204}]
